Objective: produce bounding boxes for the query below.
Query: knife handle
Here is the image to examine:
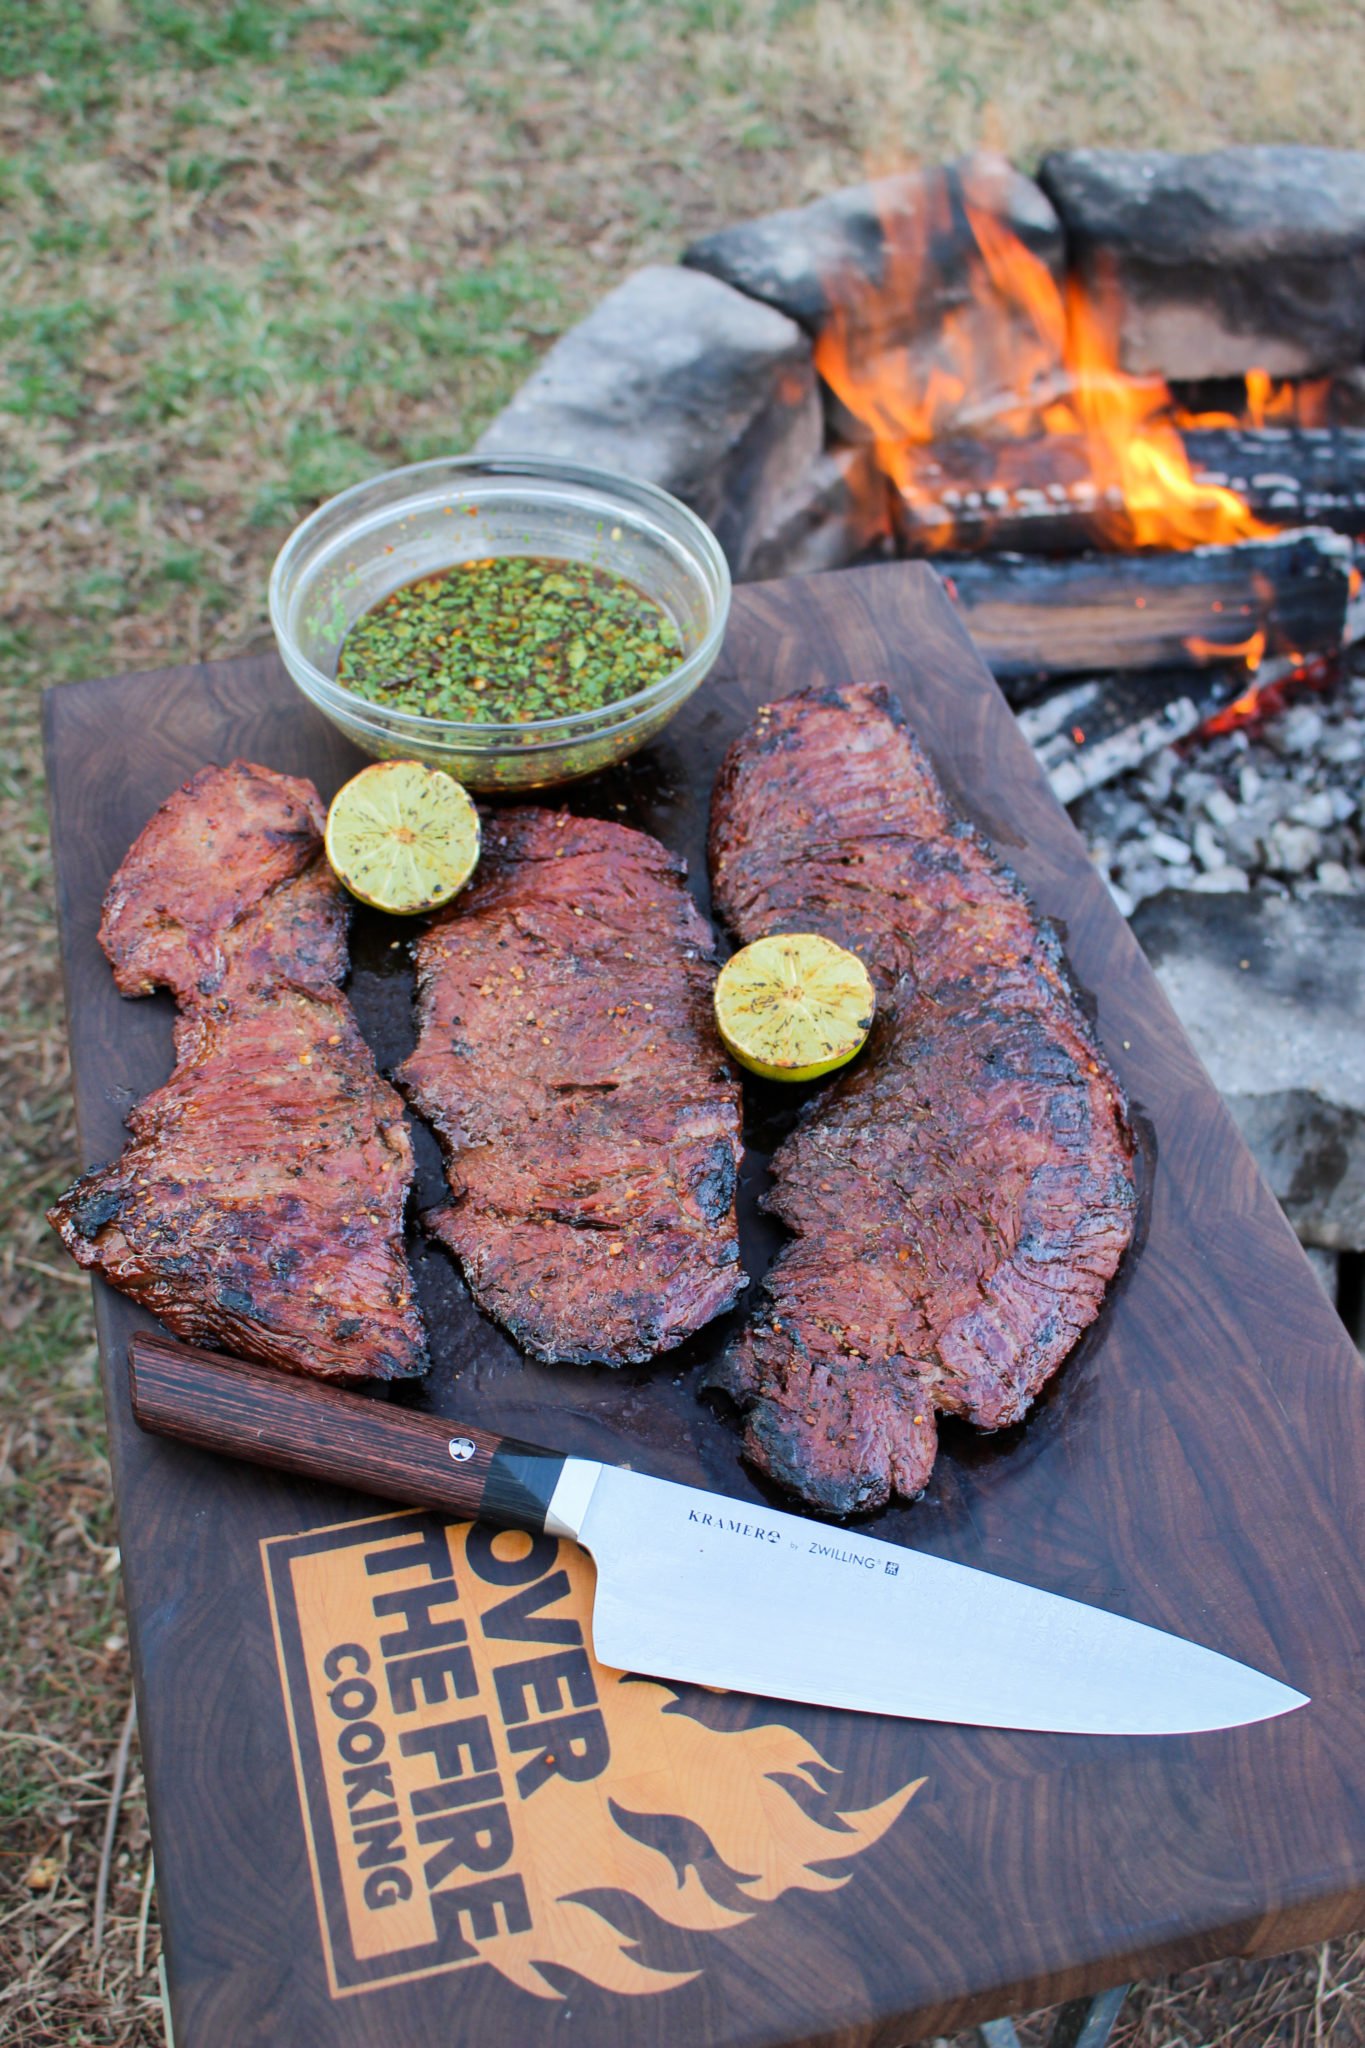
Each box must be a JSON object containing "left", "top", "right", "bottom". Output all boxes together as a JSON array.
[{"left": 127, "top": 1332, "right": 572, "bottom": 1536}]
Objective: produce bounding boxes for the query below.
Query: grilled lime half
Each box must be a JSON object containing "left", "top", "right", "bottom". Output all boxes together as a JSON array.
[
  {"left": 714, "top": 932, "right": 876, "bottom": 1083},
  {"left": 324, "top": 760, "right": 480, "bottom": 915}
]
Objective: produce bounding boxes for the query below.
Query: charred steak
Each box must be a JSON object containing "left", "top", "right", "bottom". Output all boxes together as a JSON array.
[
  {"left": 399, "top": 808, "right": 745, "bottom": 1365},
  {"left": 49, "top": 762, "right": 427, "bottom": 1383},
  {"left": 708, "top": 683, "right": 1136, "bottom": 1514}
]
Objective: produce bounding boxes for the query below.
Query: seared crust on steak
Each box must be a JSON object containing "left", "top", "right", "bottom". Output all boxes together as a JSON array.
[
  {"left": 98, "top": 759, "right": 338, "bottom": 1003},
  {"left": 708, "top": 683, "right": 1136, "bottom": 1514},
  {"left": 398, "top": 808, "right": 745, "bottom": 1365},
  {"left": 48, "top": 762, "right": 427, "bottom": 1383}
]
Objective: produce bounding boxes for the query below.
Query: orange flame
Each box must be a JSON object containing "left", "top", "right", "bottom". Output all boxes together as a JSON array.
[
  {"left": 1198, "top": 643, "right": 1331, "bottom": 737},
  {"left": 814, "top": 161, "right": 1307, "bottom": 553},
  {"left": 1201, "top": 684, "right": 1266, "bottom": 735},
  {"left": 1241, "top": 368, "right": 1333, "bottom": 429},
  {"left": 1183, "top": 628, "right": 1267, "bottom": 669}
]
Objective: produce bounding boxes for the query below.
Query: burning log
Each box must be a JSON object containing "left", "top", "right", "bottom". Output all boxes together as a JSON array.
[
  {"left": 935, "top": 528, "right": 1354, "bottom": 696},
  {"left": 1182, "top": 428, "right": 1365, "bottom": 537},
  {"left": 894, "top": 429, "right": 1365, "bottom": 554}
]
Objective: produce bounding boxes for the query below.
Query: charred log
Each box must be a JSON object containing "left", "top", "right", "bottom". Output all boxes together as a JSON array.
[
  {"left": 894, "top": 428, "right": 1365, "bottom": 554},
  {"left": 934, "top": 528, "right": 1353, "bottom": 695},
  {"left": 1018, "top": 656, "right": 1313, "bottom": 803},
  {"left": 1183, "top": 427, "right": 1365, "bottom": 536}
]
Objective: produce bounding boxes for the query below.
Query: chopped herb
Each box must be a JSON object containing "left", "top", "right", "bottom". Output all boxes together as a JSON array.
[{"left": 336, "top": 555, "right": 682, "bottom": 724}]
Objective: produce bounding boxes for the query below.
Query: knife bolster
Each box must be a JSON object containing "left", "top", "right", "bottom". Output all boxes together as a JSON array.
[{"left": 483, "top": 1442, "right": 569, "bottom": 1535}]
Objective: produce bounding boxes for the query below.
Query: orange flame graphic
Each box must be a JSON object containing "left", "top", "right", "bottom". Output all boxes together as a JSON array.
[
  {"left": 490, "top": 1655, "right": 924, "bottom": 1999},
  {"left": 270, "top": 1515, "right": 924, "bottom": 2003}
]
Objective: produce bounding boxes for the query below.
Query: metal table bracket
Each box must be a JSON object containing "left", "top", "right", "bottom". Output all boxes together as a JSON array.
[{"left": 977, "top": 1984, "right": 1129, "bottom": 2048}]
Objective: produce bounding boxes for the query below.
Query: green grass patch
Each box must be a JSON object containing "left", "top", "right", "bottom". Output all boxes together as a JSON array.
[{"left": 1, "top": 0, "right": 479, "bottom": 123}]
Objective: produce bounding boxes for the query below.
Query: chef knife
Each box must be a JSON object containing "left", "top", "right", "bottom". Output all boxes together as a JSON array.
[{"left": 128, "top": 1331, "right": 1307, "bottom": 1737}]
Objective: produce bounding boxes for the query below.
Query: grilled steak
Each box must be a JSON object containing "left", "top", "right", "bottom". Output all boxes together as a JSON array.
[
  {"left": 98, "top": 759, "right": 339, "bottom": 1003},
  {"left": 49, "top": 762, "right": 427, "bottom": 1383},
  {"left": 399, "top": 808, "right": 744, "bottom": 1365},
  {"left": 708, "top": 683, "right": 1136, "bottom": 1514}
]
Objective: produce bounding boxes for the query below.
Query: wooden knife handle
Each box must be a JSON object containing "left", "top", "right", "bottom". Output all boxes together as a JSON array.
[{"left": 127, "top": 1332, "right": 572, "bottom": 1535}]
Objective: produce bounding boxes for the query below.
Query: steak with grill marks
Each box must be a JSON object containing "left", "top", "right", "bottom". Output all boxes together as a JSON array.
[
  {"left": 708, "top": 682, "right": 1136, "bottom": 1514},
  {"left": 48, "top": 761, "right": 427, "bottom": 1383},
  {"left": 398, "top": 807, "right": 745, "bottom": 1365}
]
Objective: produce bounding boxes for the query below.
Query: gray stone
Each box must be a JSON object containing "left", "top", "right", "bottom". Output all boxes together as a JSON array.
[
  {"left": 1289, "top": 791, "right": 1338, "bottom": 830},
  {"left": 1321, "top": 725, "right": 1364, "bottom": 767},
  {"left": 1039, "top": 147, "right": 1365, "bottom": 377},
  {"left": 1115, "top": 857, "right": 1168, "bottom": 906},
  {"left": 1192, "top": 820, "right": 1225, "bottom": 870},
  {"left": 474, "top": 265, "right": 821, "bottom": 578},
  {"left": 1187, "top": 866, "right": 1251, "bottom": 893},
  {"left": 1172, "top": 768, "right": 1216, "bottom": 814},
  {"left": 1131, "top": 890, "right": 1365, "bottom": 1249},
  {"left": 1265, "top": 821, "right": 1323, "bottom": 875},
  {"left": 682, "top": 153, "right": 1063, "bottom": 339},
  {"left": 740, "top": 447, "right": 892, "bottom": 582},
  {"left": 1139, "top": 751, "right": 1179, "bottom": 804},
  {"left": 1223, "top": 802, "right": 1282, "bottom": 870},
  {"left": 683, "top": 156, "right": 1066, "bottom": 444},
  {"left": 1270, "top": 704, "right": 1326, "bottom": 756}
]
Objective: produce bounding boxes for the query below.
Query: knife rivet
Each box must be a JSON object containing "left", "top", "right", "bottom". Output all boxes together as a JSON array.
[{"left": 448, "top": 1437, "right": 476, "bottom": 1463}]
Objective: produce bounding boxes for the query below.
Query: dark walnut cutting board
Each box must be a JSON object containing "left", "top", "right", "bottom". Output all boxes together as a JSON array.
[{"left": 45, "top": 563, "right": 1365, "bottom": 2048}]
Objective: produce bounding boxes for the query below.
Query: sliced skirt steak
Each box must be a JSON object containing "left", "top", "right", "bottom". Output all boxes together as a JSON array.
[
  {"left": 399, "top": 808, "right": 745, "bottom": 1365},
  {"left": 708, "top": 682, "right": 1136, "bottom": 1514}
]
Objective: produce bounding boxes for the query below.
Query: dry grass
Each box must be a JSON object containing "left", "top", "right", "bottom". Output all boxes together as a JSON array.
[
  {"left": 1001, "top": 1938, "right": 1365, "bottom": 2048},
  {"left": 3, "top": 4, "right": 1364, "bottom": 2041}
]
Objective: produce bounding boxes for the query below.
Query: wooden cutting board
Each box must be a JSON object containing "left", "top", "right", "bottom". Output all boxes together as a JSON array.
[{"left": 44, "top": 562, "right": 1365, "bottom": 2048}]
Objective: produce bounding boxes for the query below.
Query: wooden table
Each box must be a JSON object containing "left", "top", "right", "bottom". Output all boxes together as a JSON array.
[{"left": 44, "top": 563, "right": 1365, "bottom": 2048}]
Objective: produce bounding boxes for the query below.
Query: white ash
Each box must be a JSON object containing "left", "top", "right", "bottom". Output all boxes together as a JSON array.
[{"left": 1072, "top": 658, "right": 1365, "bottom": 916}]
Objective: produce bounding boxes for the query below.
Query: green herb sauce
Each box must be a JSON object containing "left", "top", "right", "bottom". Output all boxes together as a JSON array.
[{"left": 336, "top": 555, "right": 683, "bottom": 723}]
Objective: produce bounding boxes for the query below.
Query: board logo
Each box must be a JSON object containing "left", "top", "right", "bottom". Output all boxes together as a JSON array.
[{"left": 263, "top": 1510, "right": 923, "bottom": 2001}]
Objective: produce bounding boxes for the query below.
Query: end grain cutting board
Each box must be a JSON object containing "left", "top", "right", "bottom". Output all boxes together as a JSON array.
[{"left": 44, "top": 562, "right": 1365, "bottom": 2048}]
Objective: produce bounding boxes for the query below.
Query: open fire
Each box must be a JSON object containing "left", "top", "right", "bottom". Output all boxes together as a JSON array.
[
  {"left": 799, "top": 156, "right": 1365, "bottom": 756},
  {"left": 478, "top": 141, "right": 1365, "bottom": 779},
  {"left": 814, "top": 155, "right": 1319, "bottom": 558},
  {"left": 467, "top": 146, "right": 1365, "bottom": 1302}
]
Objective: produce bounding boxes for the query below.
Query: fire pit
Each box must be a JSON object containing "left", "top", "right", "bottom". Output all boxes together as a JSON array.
[
  {"left": 477, "top": 145, "right": 1365, "bottom": 785},
  {"left": 474, "top": 144, "right": 1365, "bottom": 1331}
]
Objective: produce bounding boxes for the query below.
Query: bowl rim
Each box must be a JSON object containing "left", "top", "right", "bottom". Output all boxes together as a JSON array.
[{"left": 267, "top": 452, "right": 732, "bottom": 743}]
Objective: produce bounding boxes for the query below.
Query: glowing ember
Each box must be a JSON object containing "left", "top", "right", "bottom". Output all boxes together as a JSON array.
[
  {"left": 1196, "top": 644, "right": 1335, "bottom": 739},
  {"left": 1201, "top": 683, "right": 1267, "bottom": 736},
  {"left": 814, "top": 159, "right": 1325, "bottom": 555}
]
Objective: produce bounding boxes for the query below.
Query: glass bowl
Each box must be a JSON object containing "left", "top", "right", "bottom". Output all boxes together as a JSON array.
[{"left": 268, "top": 454, "right": 731, "bottom": 792}]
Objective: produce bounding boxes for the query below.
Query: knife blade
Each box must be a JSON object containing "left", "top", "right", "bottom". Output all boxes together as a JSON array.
[{"left": 127, "top": 1332, "right": 1307, "bottom": 1736}]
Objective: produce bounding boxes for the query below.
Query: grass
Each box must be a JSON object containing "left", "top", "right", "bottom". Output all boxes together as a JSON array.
[{"left": 3, "top": 2, "right": 1365, "bottom": 2040}]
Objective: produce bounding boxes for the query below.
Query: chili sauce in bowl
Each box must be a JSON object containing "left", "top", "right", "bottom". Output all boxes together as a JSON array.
[
  {"left": 268, "top": 455, "right": 730, "bottom": 792},
  {"left": 336, "top": 556, "right": 683, "bottom": 724}
]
